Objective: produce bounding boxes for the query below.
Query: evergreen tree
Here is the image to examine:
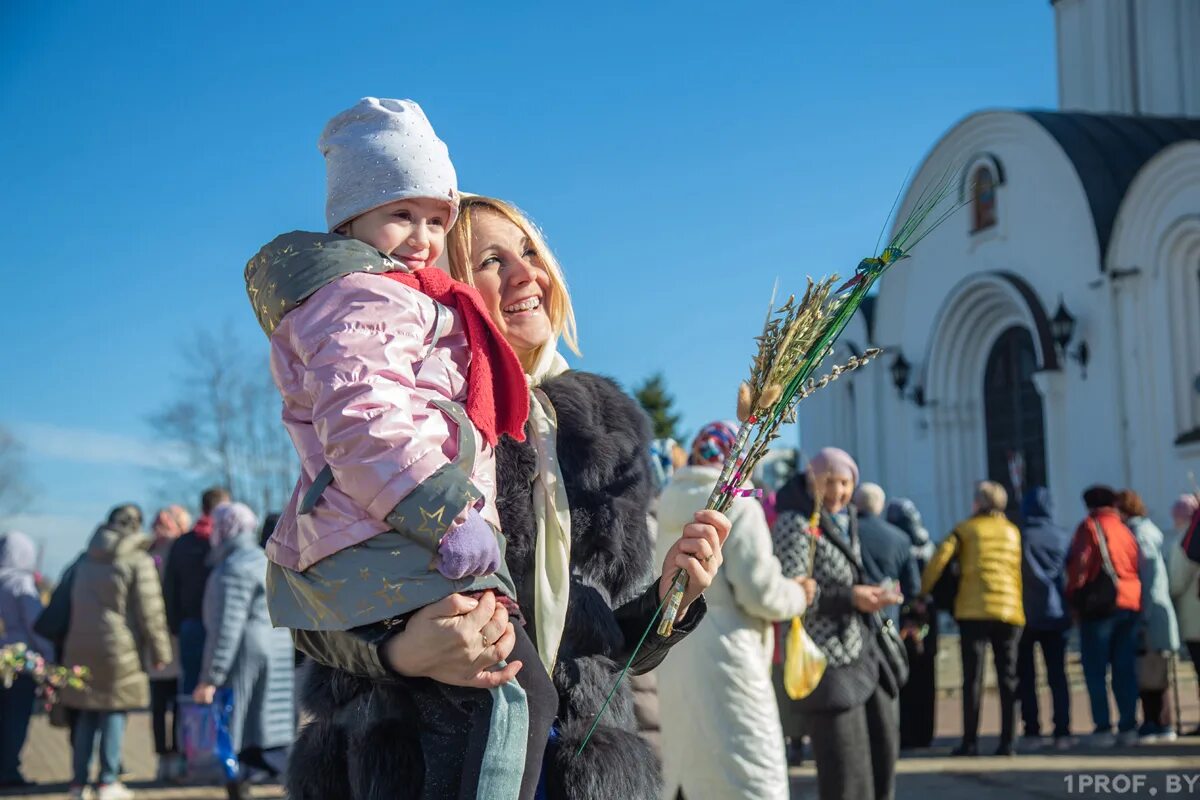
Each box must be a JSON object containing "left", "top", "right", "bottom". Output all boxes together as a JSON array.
[{"left": 634, "top": 372, "right": 684, "bottom": 441}]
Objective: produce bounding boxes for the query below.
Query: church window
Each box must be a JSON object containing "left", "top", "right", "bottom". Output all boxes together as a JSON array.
[{"left": 971, "top": 166, "right": 997, "bottom": 232}]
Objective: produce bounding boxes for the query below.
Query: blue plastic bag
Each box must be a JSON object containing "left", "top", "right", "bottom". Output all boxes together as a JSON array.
[{"left": 180, "top": 688, "right": 239, "bottom": 783}]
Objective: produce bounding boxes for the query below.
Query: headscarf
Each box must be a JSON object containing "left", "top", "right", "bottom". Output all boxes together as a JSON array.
[
  {"left": 689, "top": 421, "right": 739, "bottom": 467},
  {"left": 210, "top": 502, "right": 259, "bottom": 549},
  {"left": 807, "top": 447, "right": 859, "bottom": 486}
]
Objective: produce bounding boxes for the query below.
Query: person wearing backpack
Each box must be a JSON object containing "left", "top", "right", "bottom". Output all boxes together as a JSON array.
[{"left": 1066, "top": 486, "right": 1142, "bottom": 747}]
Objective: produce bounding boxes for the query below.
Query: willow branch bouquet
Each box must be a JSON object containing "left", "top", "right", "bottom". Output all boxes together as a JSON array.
[
  {"left": 0, "top": 643, "right": 90, "bottom": 707},
  {"left": 577, "top": 169, "right": 965, "bottom": 754}
]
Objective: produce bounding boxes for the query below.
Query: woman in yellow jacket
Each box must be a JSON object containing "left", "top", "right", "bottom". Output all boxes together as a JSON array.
[{"left": 921, "top": 481, "right": 1024, "bottom": 757}]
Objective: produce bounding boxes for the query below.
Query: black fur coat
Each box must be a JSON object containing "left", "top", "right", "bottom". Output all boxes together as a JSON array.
[{"left": 287, "top": 371, "right": 704, "bottom": 799}]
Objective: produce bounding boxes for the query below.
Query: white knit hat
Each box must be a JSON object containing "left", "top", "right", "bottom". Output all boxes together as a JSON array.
[{"left": 319, "top": 97, "right": 459, "bottom": 232}]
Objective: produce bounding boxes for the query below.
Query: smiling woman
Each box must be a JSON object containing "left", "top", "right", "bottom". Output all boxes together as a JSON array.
[
  {"left": 290, "top": 193, "right": 733, "bottom": 800},
  {"left": 444, "top": 195, "right": 579, "bottom": 371}
]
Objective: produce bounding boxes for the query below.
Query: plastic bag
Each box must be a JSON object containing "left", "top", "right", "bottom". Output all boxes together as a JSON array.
[
  {"left": 179, "top": 688, "right": 238, "bottom": 783},
  {"left": 783, "top": 616, "right": 826, "bottom": 700}
]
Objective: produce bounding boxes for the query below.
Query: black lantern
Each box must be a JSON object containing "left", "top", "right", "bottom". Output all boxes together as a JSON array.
[
  {"left": 890, "top": 352, "right": 911, "bottom": 397},
  {"left": 1050, "top": 296, "right": 1089, "bottom": 379},
  {"left": 1051, "top": 296, "right": 1076, "bottom": 355}
]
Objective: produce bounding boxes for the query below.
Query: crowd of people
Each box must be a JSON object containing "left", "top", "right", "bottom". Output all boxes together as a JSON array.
[
  {"left": 646, "top": 439, "right": 1200, "bottom": 800},
  {"left": 0, "top": 489, "right": 295, "bottom": 800}
]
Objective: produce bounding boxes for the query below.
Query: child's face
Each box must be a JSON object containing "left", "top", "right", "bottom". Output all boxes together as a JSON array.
[
  {"left": 347, "top": 198, "right": 450, "bottom": 271},
  {"left": 468, "top": 210, "right": 553, "bottom": 362}
]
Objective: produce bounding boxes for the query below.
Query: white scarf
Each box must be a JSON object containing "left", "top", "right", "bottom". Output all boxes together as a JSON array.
[{"left": 527, "top": 345, "right": 572, "bottom": 674}]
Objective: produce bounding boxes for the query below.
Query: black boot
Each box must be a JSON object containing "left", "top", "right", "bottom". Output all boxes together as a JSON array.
[{"left": 226, "top": 779, "right": 252, "bottom": 800}]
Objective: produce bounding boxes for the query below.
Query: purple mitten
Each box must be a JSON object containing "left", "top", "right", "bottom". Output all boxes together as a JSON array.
[{"left": 435, "top": 508, "right": 501, "bottom": 580}]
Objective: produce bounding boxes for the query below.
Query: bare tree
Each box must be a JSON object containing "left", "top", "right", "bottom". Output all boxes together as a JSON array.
[
  {"left": 151, "top": 330, "right": 296, "bottom": 514},
  {"left": 0, "top": 425, "right": 34, "bottom": 520}
]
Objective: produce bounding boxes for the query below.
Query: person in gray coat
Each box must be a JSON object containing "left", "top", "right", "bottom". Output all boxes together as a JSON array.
[{"left": 191, "top": 503, "right": 293, "bottom": 800}]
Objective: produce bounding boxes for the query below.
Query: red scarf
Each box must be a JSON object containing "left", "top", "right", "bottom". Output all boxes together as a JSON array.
[
  {"left": 192, "top": 514, "right": 213, "bottom": 540},
  {"left": 383, "top": 268, "right": 528, "bottom": 445}
]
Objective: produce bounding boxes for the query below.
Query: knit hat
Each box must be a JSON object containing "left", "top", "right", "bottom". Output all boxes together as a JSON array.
[
  {"left": 808, "top": 447, "right": 859, "bottom": 486},
  {"left": 1171, "top": 494, "right": 1199, "bottom": 525},
  {"left": 319, "top": 98, "right": 459, "bottom": 232},
  {"left": 689, "top": 421, "right": 740, "bottom": 467},
  {"left": 1082, "top": 485, "right": 1118, "bottom": 510}
]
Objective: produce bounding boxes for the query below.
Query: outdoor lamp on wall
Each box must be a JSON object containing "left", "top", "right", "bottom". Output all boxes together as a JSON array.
[
  {"left": 890, "top": 352, "right": 911, "bottom": 397},
  {"left": 888, "top": 351, "right": 928, "bottom": 407},
  {"left": 1051, "top": 296, "right": 1090, "bottom": 379}
]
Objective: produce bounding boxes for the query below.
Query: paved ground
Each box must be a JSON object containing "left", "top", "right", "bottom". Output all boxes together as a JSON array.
[{"left": 6, "top": 637, "right": 1199, "bottom": 799}]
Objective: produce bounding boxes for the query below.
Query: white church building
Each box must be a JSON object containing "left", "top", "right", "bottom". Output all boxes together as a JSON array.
[{"left": 799, "top": 0, "right": 1200, "bottom": 538}]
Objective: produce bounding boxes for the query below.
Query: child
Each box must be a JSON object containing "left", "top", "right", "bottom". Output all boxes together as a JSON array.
[{"left": 244, "top": 97, "right": 553, "bottom": 800}]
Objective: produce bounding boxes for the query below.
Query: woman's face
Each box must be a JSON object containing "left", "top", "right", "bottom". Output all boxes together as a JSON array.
[
  {"left": 467, "top": 211, "right": 553, "bottom": 362},
  {"left": 820, "top": 472, "right": 855, "bottom": 514}
]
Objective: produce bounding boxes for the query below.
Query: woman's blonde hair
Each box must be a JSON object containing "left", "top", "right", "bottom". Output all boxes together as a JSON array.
[
  {"left": 974, "top": 480, "right": 1008, "bottom": 514},
  {"left": 445, "top": 195, "right": 580, "bottom": 369}
]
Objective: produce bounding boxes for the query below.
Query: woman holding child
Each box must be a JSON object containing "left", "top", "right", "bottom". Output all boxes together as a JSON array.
[{"left": 249, "top": 98, "right": 729, "bottom": 799}]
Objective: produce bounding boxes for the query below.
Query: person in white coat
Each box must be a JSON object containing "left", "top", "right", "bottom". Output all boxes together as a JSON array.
[{"left": 655, "top": 421, "right": 814, "bottom": 800}]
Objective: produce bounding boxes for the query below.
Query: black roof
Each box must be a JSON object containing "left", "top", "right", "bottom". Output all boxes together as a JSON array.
[{"left": 1022, "top": 111, "right": 1200, "bottom": 266}]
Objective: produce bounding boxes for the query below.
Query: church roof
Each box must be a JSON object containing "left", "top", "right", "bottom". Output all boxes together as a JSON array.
[{"left": 1022, "top": 111, "right": 1200, "bottom": 266}]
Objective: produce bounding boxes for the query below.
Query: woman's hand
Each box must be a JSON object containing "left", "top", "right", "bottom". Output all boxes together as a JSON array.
[
  {"left": 851, "top": 585, "right": 897, "bottom": 613},
  {"left": 658, "top": 509, "right": 733, "bottom": 620},
  {"left": 192, "top": 683, "right": 216, "bottom": 705},
  {"left": 795, "top": 577, "right": 817, "bottom": 605},
  {"left": 381, "top": 592, "right": 522, "bottom": 689}
]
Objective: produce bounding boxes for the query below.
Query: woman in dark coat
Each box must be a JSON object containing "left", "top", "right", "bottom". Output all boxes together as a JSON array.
[
  {"left": 886, "top": 498, "right": 939, "bottom": 749},
  {"left": 283, "top": 195, "right": 730, "bottom": 800}
]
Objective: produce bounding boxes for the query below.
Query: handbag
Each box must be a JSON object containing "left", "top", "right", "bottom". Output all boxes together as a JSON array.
[
  {"left": 875, "top": 613, "right": 910, "bottom": 690},
  {"left": 1071, "top": 517, "right": 1119, "bottom": 620},
  {"left": 33, "top": 559, "right": 78, "bottom": 651},
  {"left": 783, "top": 524, "right": 827, "bottom": 699},
  {"left": 180, "top": 688, "right": 239, "bottom": 783}
]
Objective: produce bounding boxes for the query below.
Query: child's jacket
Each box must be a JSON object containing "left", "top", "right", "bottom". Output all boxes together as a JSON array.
[{"left": 246, "top": 232, "right": 515, "bottom": 631}]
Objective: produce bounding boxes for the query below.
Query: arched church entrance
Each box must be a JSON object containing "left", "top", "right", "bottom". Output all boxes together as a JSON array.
[
  {"left": 925, "top": 272, "right": 1059, "bottom": 534},
  {"left": 983, "top": 327, "right": 1047, "bottom": 518}
]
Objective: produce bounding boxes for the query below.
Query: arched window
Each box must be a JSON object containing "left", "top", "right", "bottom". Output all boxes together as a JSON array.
[{"left": 972, "top": 166, "right": 997, "bottom": 232}]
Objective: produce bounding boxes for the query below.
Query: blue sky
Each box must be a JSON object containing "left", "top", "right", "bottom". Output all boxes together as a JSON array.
[{"left": 0, "top": 1, "right": 1057, "bottom": 575}]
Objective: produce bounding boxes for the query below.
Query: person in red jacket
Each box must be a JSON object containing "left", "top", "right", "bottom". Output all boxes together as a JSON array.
[{"left": 1066, "top": 485, "right": 1143, "bottom": 747}]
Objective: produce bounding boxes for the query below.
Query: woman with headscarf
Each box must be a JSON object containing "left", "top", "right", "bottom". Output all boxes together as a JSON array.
[
  {"left": 655, "top": 422, "right": 814, "bottom": 800},
  {"left": 771, "top": 448, "right": 902, "bottom": 800},
  {"left": 147, "top": 505, "right": 191, "bottom": 782},
  {"left": 192, "top": 503, "right": 294, "bottom": 800},
  {"left": 0, "top": 531, "right": 52, "bottom": 790}
]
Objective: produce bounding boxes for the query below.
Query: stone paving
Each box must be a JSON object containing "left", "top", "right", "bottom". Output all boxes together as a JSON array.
[{"left": 6, "top": 638, "right": 1200, "bottom": 799}]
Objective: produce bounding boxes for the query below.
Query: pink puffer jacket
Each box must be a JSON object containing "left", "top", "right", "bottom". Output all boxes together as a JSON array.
[{"left": 266, "top": 270, "right": 498, "bottom": 572}]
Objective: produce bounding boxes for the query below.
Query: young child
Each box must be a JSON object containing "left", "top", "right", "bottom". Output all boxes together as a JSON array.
[{"left": 244, "top": 97, "right": 552, "bottom": 800}]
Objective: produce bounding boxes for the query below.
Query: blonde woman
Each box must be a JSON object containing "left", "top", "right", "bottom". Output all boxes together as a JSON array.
[{"left": 290, "top": 195, "right": 731, "bottom": 799}]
